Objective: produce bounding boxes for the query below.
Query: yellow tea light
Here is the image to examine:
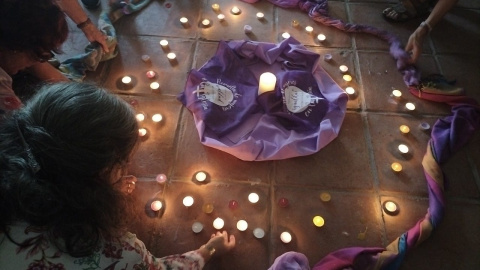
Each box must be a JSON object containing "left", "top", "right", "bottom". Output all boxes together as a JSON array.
[
  {"left": 319, "top": 192, "right": 331, "bottom": 202},
  {"left": 202, "top": 203, "right": 214, "bottom": 214},
  {"left": 399, "top": 125, "right": 410, "bottom": 134},
  {"left": 211, "top": 3, "right": 220, "bottom": 12},
  {"left": 391, "top": 162, "right": 403, "bottom": 172},
  {"left": 313, "top": 216, "right": 325, "bottom": 227},
  {"left": 291, "top": 20, "right": 299, "bottom": 27},
  {"left": 343, "top": 74, "right": 352, "bottom": 82}
]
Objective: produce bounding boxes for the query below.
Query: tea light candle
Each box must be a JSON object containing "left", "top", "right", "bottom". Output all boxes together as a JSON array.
[
  {"left": 236, "top": 220, "right": 248, "bottom": 231},
  {"left": 192, "top": 222, "right": 203, "bottom": 233},
  {"left": 202, "top": 19, "right": 211, "bottom": 27},
  {"left": 122, "top": 76, "right": 132, "bottom": 84},
  {"left": 305, "top": 26, "right": 313, "bottom": 33},
  {"left": 280, "top": 232, "right": 292, "bottom": 243},
  {"left": 141, "top": 55, "right": 151, "bottom": 62},
  {"left": 183, "top": 196, "right": 194, "bottom": 207},
  {"left": 319, "top": 192, "right": 331, "bottom": 202},
  {"left": 146, "top": 70, "right": 156, "bottom": 79},
  {"left": 228, "top": 200, "right": 239, "bottom": 210},
  {"left": 211, "top": 3, "right": 220, "bottom": 12},
  {"left": 213, "top": 217, "right": 224, "bottom": 230},
  {"left": 258, "top": 72, "right": 276, "bottom": 95},
  {"left": 180, "top": 17, "right": 188, "bottom": 25},
  {"left": 343, "top": 74, "right": 353, "bottom": 82},
  {"left": 231, "top": 6, "right": 241, "bottom": 15},
  {"left": 313, "top": 215, "right": 325, "bottom": 227},
  {"left": 391, "top": 162, "right": 402, "bottom": 172},
  {"left": 345, "top": 87, "right": 355, "bottom": 95},
  {"left": 202, "top": 203, "right": 214, "bottom": 214},
  {"left": 324, "top": 54, "right": 332, "bottom": 61},
  {"left": 383, "top": 201, "right": 399, "bottom": 215},
  {"left": 253, "top": 228, "right": 265, "bottom": 239},
  {"left": 399, "top": 125, "right": 410, "bottom": 134},
  {"left": 138, "top": 128, "right": 147, "bottom": 137},
  {"left": 156, "top": 174, "right": 167, "bottom": 183},
  {"left": 217, "top": 14, "right": 225, "bottom": 21},
  {"left": 317, "top": 34, "right": 326, "bottom": 42},
  {"left": 278, "top": 197, "right": 289, "bottom": 208},
  {"left": 398, "top": 144, "right": 409, "bottom": 154},
  {"left": 339, "top": 65, "right": 349, "bottom": 73},
  {"left": 167, "top": 53, "right": 176, "bottom": 60},
  {"left": 248, "top": 192, "right": 259, "bottom": 203},
  {"left": 281, "top": 32, "right": 290, "bottom": 39},
  {"left": 151, "top": 200, "right": 163, "bottom": 211},
  {"left": 150, "top": 82, "right": 160, "bottom": 90},
  {"left": 405, "top": 102, "right": 416, "bottom": 111},
  {"left": 291, "top": 20, "right": 299, "bottom": 27},
  {"left": 419, "top": 122, "right": 431, "bottom": 130},
  {"left": 256, "top": 12, "right": 264, "bottom": 19},
  {"left": 195, "top": 171, "right": 207, "bottom": 182},
  {"left": 135, "top": 113, "right": 145, "bottom": 122},
  {"left": 152, "top": 113, "right": 163, "bottom": 122},
  {"left": 244, "top": 25, "right": 252, "bottom": 34},
  {"left": 392, "top": 89, "right": 402, "bottom": 98}
]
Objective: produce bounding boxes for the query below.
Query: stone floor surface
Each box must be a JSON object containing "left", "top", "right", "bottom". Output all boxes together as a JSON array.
[{"left": 60, "top": 1, "right": 480, "bottom": 269}]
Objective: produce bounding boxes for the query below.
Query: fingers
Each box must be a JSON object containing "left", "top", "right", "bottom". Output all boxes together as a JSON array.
[{"left": 123, "top": 175, "right": 137, "bottom": 194}]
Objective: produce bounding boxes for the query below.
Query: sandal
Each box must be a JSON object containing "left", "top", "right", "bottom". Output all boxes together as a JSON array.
[{"left": 382, "top": 0, "right": 433, "bottom": 22}]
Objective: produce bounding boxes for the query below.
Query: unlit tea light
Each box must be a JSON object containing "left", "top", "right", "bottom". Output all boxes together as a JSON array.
[
  {"left": 213, "top": 217, "right": 224, "bottom": 230},
  {"left": 253, "top": 228, "right": 265, "bottom": 239},
  {"left": 244, "top": 25, "right": 252, "bottom": 34},
  {"left": 398, "top": 144, "right": 409, "bottom": 154},
  {"left": 236, "top": 220, "right": 248, "bottom": 231},
  {"left": 280, "top": 232, "right": 292, "bottom": 243},
  {"left": 152, "top": 113, "right": 163, "bottom": 122},
  {"left": 192, "top": 222, "right": 203, "bottom": 233},
  {"left": 258, "top": 72, "right": 276, "bottom": 95},
  {"left": 248, "top": 192, "right": 259, "bottom": 203},
  {"left": 183, "top": 196, "right": 194, "bottom": 207}
]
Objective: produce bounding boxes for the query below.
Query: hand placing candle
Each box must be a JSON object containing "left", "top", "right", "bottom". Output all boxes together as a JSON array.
[{"left": 258, "top": 72, "right": 276, "bottom": 96}]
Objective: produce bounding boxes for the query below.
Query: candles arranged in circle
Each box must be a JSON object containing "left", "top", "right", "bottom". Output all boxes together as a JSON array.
[
  {"left": 317, "top": 34, "right": 326, "bottom": 42},
  {"left": 213, "top": 217, "right": 224, "bottom": 230},
  {"left": 201, "top": 19, "right": 211, "bottom": 27},
  {"left": 391, "top": 162, "right": 402, "bottom": 172},
  {"left": 244, "top": 25, "right": 252, "bottom": 34},
  {"left": 345, "top": 87, "right": 355, "bottom": 95},
  {"left": 122, "top": 76, "right": 132, "bottom": 85},
  {"left": 280, "top": 232, "right": 292, "bottom": 243},
  {"left": 383, "top": 200, "right": 399, "bottom": 215},
  {"left": 202, "top": 203, "right": 214, "bottom": 214},
  {"left": 253, "top": 228, "right": 265, "bottom": 239},
  {"left": 419, "top": 122, "right": 431, "bottom": 130},
  {"left": 180, "top": 17, "right": 188, "bottom": 25},
  {"left": 151, "top": 113, "right": 163, "bottom": 122},
  {"left": 192, "top": 222, "right": 203, "bottom": 233},
  {"left": 146, "top": 70, "right": 156, "bottom": 79},
  {"left": 183, "top": 196, "right": 194, "bottom": 207},
  {"left": 339, "top": 65, "right": 349, "bottom": 73},
  {"left": 150, "top": 82, "right": 160, "bottom": 90},
  {"left": 211, "top": 3, "right": 220, "bottom": 12},
  {"left": 150, "top": 200, "right": 163, "bottom": 211},
  {"left": 217, "top": 14, "right": 225, "bottom": 21},
  {"left": 399, "top": 125, "right": 410, "bottom": 134},
  {"left": 138, "top": 128, "right": 147, "bottom": 137},
  {"left": 305, "top": 26, "right": 313, "bottom": 33},
  {"left": 312, "top": 215, "right": 325, "bottom": 227},
  {"left": 278, "top": 197, "right": 289, "bottom": 208},
  {"left": 392, "top": 89, "right": 402, "bottom": 98},
  {"left": 256, "top": 12, "right": 264, "bottom": 19},
  {"left": 136, "top": 113, "right": 145, "bottom": 122},
  {"left": 324, "top": 54, "right": 332, "bottom": 61},
  {"left": 291, "top": 20, "right": 299, "bottom": 27},
  {"left": 167, "top": 53, "right": 176, "bottom": 60},
  {"left": 319, "top": 192, "right": 331, "bottom": 202},
  {"left": 343, "top": 75, "right": 353, "bottom": 82},
  {"left": 236, "top": 220, "right": 248, "bottom": 231},
  {"left": 258, "top": 72, "right": 277, "bottom": 95},
  {"left": 195, "top": 171, "right": 207, "bottom": 182},
  {"left": 228, "top": 200, "right": 239, "bottom": 210},
  {"left": 248, "top": 192, "right": 259, "bottom": 203},
  {"left": 156, "top": 174, "right": 167, "bottom": 183},
  {"left": 405, "top": 102, "right": 416, "bottom": 111},
  {"left": 159, "top": 39, "right": 168, "bottom": 48},
  {"left": 281, "top": 32, "right": 290, "bottom": 39},
  {"left": 398, "top": 144, "right": 409, "bottom": 154},
  {"left": 230, "top": 6, "right": 241, "bottom": 15},
  {"left": 141, "top": 55, "right": 151, "bottom": 62}
]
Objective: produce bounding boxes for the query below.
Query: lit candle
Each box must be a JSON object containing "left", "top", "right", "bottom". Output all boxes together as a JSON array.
[
  {"left": 213, "top": 217, "right": 224, "bottom": 230},
  {"left": 217, "top": 14, "right": 225, "bottom": 21},
  {"left": 399, "top": 125, "right": 410, "bottom": 134},
  {"left": 317, "top": 34, "right": 326, "bottom": 42},
  {"left": 345, "top": 87, "right": 355, "bottom": 95},
  {"left": 392, "top": 89, "right": 402, "bottom": 98},
  {"left": 312, "top": 215, "right": 325, "bottom": 227},
  {"left": 398, "top": 144, "right": 409, "bottom": 154},
  {"left": 405, "top": 102, "right": 416, "bottom": 111},
  {"left": 211, "top": 3, "right": 220, "bottom": 12},
  {"left": 256, "top": 12, "right": 264, "bottom": 19},
  {"left": 339, "top": 65, "right": 349, "bottom": 73},
  {"left": 280, "top": 232, "right": 292, "bottom": 243},
  {"left": 281, "top": 32, "right": 290, "bottom": 39},
  {"left": 244, "top": 25, "right": 252, "bottom": 34},
  {"left": 231, "top": 6, "right": 241, "bottom": 15},
  {"left": 135, "top": 113, "right": 145, "bottom": 122},
  {"left": 180, "top": 17, "right": 188, "bottom": 25},
  {"left": 146, "top": 70, "right": 156, "bottom": 79},
  {"left": 152, "top": 113, "right": 163, "bottom": 122},
  {"left": 159, "top": 39, "right": 169, "bottom": 48},
  {"left": 192, "top": 221, "right": 203, "bottom": 233},
  {"left": 236, "top": 220, "right": 248, "bottom": 231},
  {"left": 278, "top": 197, "right": 289, "bottom": 208},
  {"left": 202, "top": 19, "right": 211, "bottom": 27},
  {"left": 248, "top": 192, "right": 259, "bottom": 203},
  {"left": 122, "top": 76, "right": 132, "bottom": 84},
  {"left": 343, "top": 74, "right": 353, "bottom": 82},
  {"left": 150, "top": 82, "right": 160, "bottom": 90},
  {"left": 202, "top": 203, "right": 214, "bottom": 214},
  {"left": 305, "top": 26, "right": 313, "bottom": 33},
  {"left": 291, "top": 20, "right": 299, "bottom": 27},
  {"left": 138, "top": 128, "right": 147, "bottom": 137},
  {"left": 183, "top": 196, "right": 194, "bottom": 207},
  {"left": 151, "top": 200, "right": 163, "bottom": 211},
  {"left": 195, "top": 171, "right": 207, "bottom": 182},
  {"left": 319, "top": 192, "right": 331, "bottom": 202},
  {"left": 391, "top": 162, "right": 402, "bottom": 172},
  {"left": 156, "top": 174, "right": 167, "bottom": 183},
  {"left": 253, "top": 228, "right": 265, "bottom": 239},
  {"left": 383, "top": 200, "right": 399, "bottom": 215},
  {"left": 258, "top": 72, "right": 276, "bottom": 95},
  {"left": 167, "top": 53, "right": 176, "bottom": 60}
]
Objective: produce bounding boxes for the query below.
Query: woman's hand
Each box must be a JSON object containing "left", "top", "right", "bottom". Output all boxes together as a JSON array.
[
  {"left": 115, "top": 175, "right": 137, "bottom": 194},
  {"left": 405, "top": 25, "right": 428, "bottom": 64},
  {"left": 200, "top": 231, "right": 235, "bottom": 261},
  {"left": 81, "top": 23, "right": 109, "bottom": 53}
]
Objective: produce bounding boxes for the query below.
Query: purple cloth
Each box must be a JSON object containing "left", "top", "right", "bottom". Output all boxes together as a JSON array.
[
  {"left": 179, "top": 37, "right": 347, "bottom": 161},
  {"left": 268, "top": 252, "right": 311, "bottom": 270}
]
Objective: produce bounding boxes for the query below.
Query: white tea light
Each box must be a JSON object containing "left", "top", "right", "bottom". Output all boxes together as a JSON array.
[
  {"left": 256, "top": 12, "right": 264, "bottom": 19},
  {"left": 231, "top": 6, "right": 241, "bottom": 15},
  {"left": 398, "top": 144, "right": 409, "bottom": 154},
  {"left": 253, "top": 228, "right": 265, "bottom": 239},
  {"left": 150, "top": 200, "right": 162, "bottom": 211},
  {"left": 150, "top": 82, "right": 160, "bottom": 90},
  {"left": 202, "top": 19, "right": 211, "bottom": 27},
  {"left": 135, "top": 113, "right": 145, "bottom": 122},
  {"left": 213, "top": 217, "right": 224, "bottom": 230},
  {"left": 152, "top": 113, "right": 163, "bottom": 122},
  {"left": 138, "top": 128, "right": 147, "bottom": 137},
  {"left": 383, "top": 201, "right": 399, "bottom": 215},
  {"left": 405, "top": 102, "right": 416, "bottom": 111},
  {"left": 281, "top": 32, "right": 290, "bottom": 39},
  {"left": 399, "top": 125, "right": 410, "bottom": 134},
  {"left": 167, "top": 53, "right": 176, "bottom": 60},
  {"left": 121, "top": 76, "right": 132, "bottom": 84},
  {"left": 195, "top": 171, "right": 207, "bottom": 182},
  {"left": 183, "top": 196, "right": 194, "bottom": 207},
  {"left": 317, "top": 34, "right": 326, "bottom": 41},
  {"left": 217, "top": 14, "right": 225, "bottom": 21},
  {"left": 236, "top": 220, "right": 248, "bottom": 231},
  {"left": 248, "top": 192, "right": 259, "bottom": 203},
  {"left": 345, "top": 87, "right": 355, "bottom": 95},
  {"left": 244, "top": 25, "right": 252, "bottom": 34},
  {"left": 159, "top": 39, "right": 168, "bottom": 47},
  {"left": 280, "top": 232, "right": 292, "bottom": 243},
  {"left": 211, "top": 3, "right": 220, "bottom": 11},
  {"left": 305, "top": 26, "right": 313, "bottom": 33},
  {"left": 258, "top": 72, "right": 276, "bottom": 95},
  {"left": 392, "top": 89, "right": 402, "bottom": 98},
  {"left": 339, "top": 65, "right": 349, "bottom": 73},
  {"left": 180, "top": 17, "right": 188, "bottom": 24}
]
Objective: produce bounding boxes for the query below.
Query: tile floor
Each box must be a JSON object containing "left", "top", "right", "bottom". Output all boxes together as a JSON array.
[{"left": 60, "top": 0, "right": 480, "bottom": 269}]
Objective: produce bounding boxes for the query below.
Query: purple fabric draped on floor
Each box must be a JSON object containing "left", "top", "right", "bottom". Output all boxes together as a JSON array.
[{"left": 238, "top": 0, "right": 480, "bottom": 269}]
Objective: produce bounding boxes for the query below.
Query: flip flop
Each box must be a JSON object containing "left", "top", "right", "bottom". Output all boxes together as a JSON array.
[{"left": 382, "top": 0, "right": 432, "bottom": 22}]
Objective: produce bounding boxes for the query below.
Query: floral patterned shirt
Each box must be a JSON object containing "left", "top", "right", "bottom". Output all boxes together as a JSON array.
[
  {"left": 0, "top": 223, "right": 205, "bottom": 270},
  {"left": 0, "top": 67, "right": 22, "bottom": 114}
]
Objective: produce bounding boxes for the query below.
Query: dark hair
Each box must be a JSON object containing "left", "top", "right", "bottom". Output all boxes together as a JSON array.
[
  {"left": 0, "top": 82, "right": 139, "bottom": 257},
  {"left": 0, "top": 0, "right": 68, "bottom": 56}
]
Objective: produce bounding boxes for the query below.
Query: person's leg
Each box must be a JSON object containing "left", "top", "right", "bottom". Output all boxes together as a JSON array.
[{"left": 383, "top": 0, "right": 437, "bottom": 22}]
